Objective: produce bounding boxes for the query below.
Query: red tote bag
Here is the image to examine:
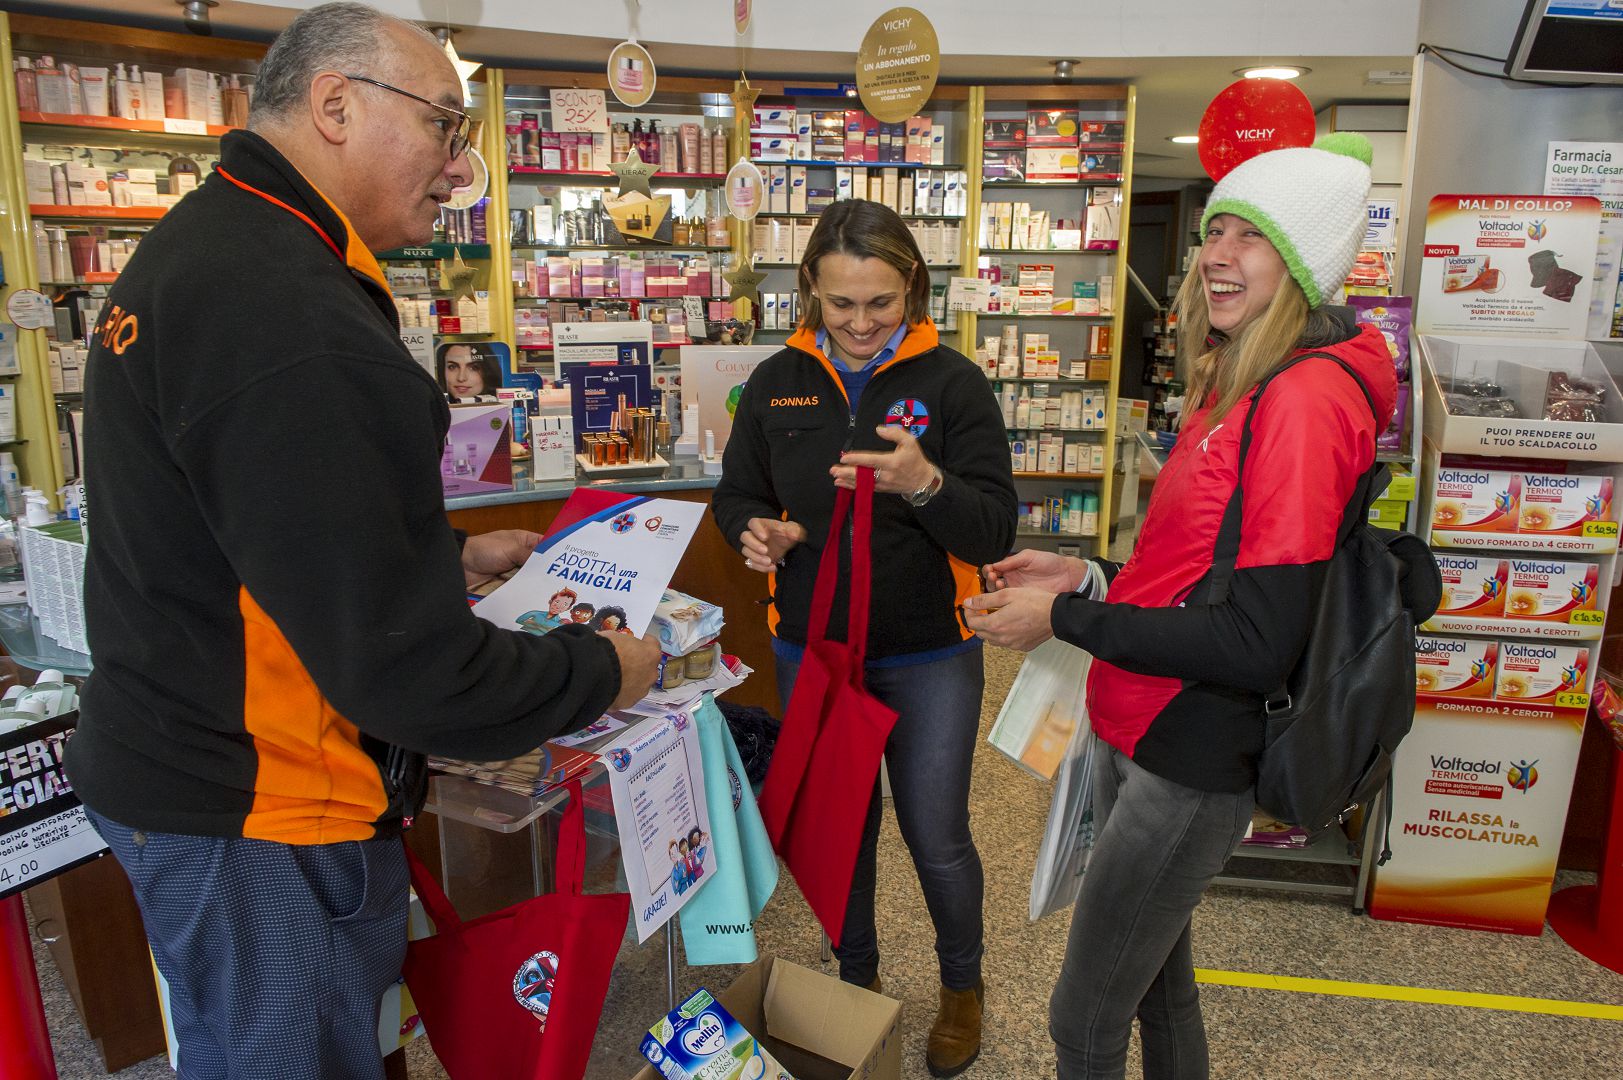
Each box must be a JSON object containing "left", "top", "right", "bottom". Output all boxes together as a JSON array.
[
  {"left": 756, "top": 467, "right": 899, "bottom": 946},
  {"left": 401, "top": 780, "right": 629, "bottom": 1080}
]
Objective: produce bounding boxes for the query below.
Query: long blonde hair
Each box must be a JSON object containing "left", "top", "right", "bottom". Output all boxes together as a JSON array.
[{"left": 1175, "top": 263, "right": 1339, "bottom": 425}]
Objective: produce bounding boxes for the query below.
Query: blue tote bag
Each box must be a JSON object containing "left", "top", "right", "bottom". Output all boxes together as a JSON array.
[{"left": 678, "top": 694, "right": 781, "bottom": 964}]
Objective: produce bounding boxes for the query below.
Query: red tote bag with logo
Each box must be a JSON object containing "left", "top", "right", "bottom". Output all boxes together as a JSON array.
[
  {"left": 757, "top": 467, "right": 898, "bottom": 946},
  {"left": 401, "top": 779, "right": 628, "bottom": 1080}
]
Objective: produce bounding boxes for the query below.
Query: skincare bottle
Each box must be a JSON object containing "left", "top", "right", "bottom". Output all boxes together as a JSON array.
[
  {"left": 140, "top": 66, "right": 165, "bottom": 120},
  {"left": 0, "top": 385, "right": 15, "bottom": 443},
  {"left": 62, "top": 62, "right": 84, "bottom": 115},
  {"left": 32, "top": 222, "right": 50, "bottom": 278},
  {"left": 33, "top": 56, "right": 67, "bottom": 115},
  {"left": 699, "top": 126, "right": 713, "bottom": 175},
  {"left": 611, "top": 122, "right": 630, "bottom": 164},
  {"left": 0, "top": 454, "right": 20, "bottom": 515},
  {"left": 679, "top": 123, "right": 699, "bottom": 175},
  {"left": 1081, "top": 492, "right": 1100, "bottom": 536},
  {"left": 207, "top": 73, "right": 224, "bottom": 126},
  {"left": 223, "top": 74, "right": 248, "bottom": 128},
  {"left": 113, "top": 63, "right": 135, "bottom": 118},
  {"left": 14, "top": 55, "right": 38, "bottom": 112},
  {"left": 49, "top": 227, "right": 72, "bottom": 283},
  {"left": 79, "top": 66, "right": 110, "bottom": 116},
  {"left": 629, "top": 118, "right": 645, "bottom": 160},
  {"left": 645, "top": 120, "right": 661, "bottom": 165},
  {"left": 710, "top": 126, "right": 728, "bottom": 172}
]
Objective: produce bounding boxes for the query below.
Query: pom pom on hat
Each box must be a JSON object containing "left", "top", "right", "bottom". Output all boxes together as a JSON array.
[{"left": 1200, "top": 132, "right": 1373, "bottom": 308}]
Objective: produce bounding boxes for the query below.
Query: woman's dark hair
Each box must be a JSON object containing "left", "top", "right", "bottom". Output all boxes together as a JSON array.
[
  {"left": 797, "top": 199, "right": 930, "bottom": 331},
  {"left": 435, "top": 343, "right": 504, "bottom": 398}
]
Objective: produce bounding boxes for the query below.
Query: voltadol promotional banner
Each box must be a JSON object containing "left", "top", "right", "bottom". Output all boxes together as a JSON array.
[{"left": 1370, "top": 695, "right": 1588, "bottom": 934}]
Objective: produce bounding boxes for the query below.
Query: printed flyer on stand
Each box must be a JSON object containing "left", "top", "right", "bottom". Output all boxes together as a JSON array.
[
  {"left": 472, "top": 489, "right": 705, "bottom": 637},
  {"left": 1417, "top": 194, "right": 1601, "bottom": 339},
  {"left": 603, "top": 708, "right": 715, "bottom": 941}
]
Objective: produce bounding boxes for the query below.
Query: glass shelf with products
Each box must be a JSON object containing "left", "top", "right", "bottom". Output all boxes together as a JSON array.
[
  {"left": 513, "top": 243, "right": 733, "bottom": 254},
  {"left": 509, "top": 168, "right": 725, "bottom": 186},
  {"left": 377, "top": 243, "right": 492, "bottom": 261}
]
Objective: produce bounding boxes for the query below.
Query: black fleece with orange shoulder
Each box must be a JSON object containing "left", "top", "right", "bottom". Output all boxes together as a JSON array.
[
  {"left": 712, "top": 324, "right": 1017, "bottom": 658},
  {"left": 68, "top": 131, "right": 619, "bottom": 844}
]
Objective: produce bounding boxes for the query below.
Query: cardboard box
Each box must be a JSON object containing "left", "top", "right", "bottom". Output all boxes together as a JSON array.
[
  {"left": 1432, "top": 554, "right": 1509, "bottom": 618},
  {"left": 1414, "top": 634, "right": 1497, "bottom": 698},
  {"left": 630, "top": 956, "right": 901, "bottom": 1080},
  {"left": 1495, "top": 641, "right": 1590, "bottom": 703}
]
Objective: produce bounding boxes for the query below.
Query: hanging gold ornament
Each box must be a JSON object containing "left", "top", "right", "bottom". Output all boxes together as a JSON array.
[
  {"left": 439, "top": 249, "right": 478, "bottom": 302},
  {"left": 609, "top": 148, "right": 658, "bottom": 197},
  {"left": 724, "top": 257, "right": 766, "bottom": 307},
  {"left": 730, "top": 80, "right": 761, "bottom": 120}
]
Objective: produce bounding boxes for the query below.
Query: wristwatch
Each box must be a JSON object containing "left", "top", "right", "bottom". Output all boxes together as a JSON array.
[{"left": 906, "top": 466, "right": 945, "bottom": 507}]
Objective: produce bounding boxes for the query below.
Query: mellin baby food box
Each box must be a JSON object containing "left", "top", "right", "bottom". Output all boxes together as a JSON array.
[
  {"left": 1494, "top": 642, "right": 1589, "bottom": 704},
  {"left": 1503, "top": 558, "right": 1600, "bottom": 623},
  {"left": 1515, "top": 472, "right": 1614, "bottom": 536},
  {"left": 1414, "top": 634, "right": 1497, "bottom": 698},
  {"left": 641, "top": 989, "right": 795, "bottom": 1080},
  {"left": 1431, "top": 468, "right": 1519, "bottom": 533},
  {"left": 1432, "top": 554, "right": 1508, "bottom": 618}
]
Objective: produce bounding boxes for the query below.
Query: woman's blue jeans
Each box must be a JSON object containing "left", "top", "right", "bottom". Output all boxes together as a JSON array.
[{"left": 775, "top": 645, "right": 986, "bottom": 990}]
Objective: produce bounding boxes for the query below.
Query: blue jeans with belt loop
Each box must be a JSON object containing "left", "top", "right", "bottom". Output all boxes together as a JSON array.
[
  {"left": 1050, "top": 743, "right": 1254, "bottom": 1080},
  {"left": 775, "top": 644, "right": 986, "bottom": 991}
]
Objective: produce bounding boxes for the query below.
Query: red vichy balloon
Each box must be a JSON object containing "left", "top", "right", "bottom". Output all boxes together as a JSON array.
[{"left": 1197, "top": 78, "right": 1317, "bottom": 181}]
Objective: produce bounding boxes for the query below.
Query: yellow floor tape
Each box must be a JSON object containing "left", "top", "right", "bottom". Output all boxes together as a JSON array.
[{"left": 1194, "top": 968, "right": 1623, "bottom": 1021}]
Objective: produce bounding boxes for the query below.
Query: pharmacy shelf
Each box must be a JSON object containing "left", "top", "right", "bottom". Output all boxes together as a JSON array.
[
  {"left": 1429, "top": 530, "right": 1619, "bottom": 556},
  {"left": 753, "top": 262, "right": 961, "bottom": 270},
  {"left": 514, "top": 295, "right": 722, "bottom": 303},
  {"left": 979, "top": 247, "right": 1115, "bottom": 255},
  {"left": 512, "top": 243, "right": 732, "bottom": 254},
  {"left": 517, "top": 342, "right": 688, "bottom": 353},
  {"left": 1013, "top": 471, "right": 1104, "bottom": 480},
  {"left": 1420, "top": 613, "right": 1605, "bottom": 642},
  {"left": 509, "top": 167, "right": 725, "bottom": 186},
  {"left": 29, "top": 204, "right": 165, "bottom": 220},
  {"left": 763, "top": 211, "right": 966, "bottom": 221},
  {"left": 988, "top": 375, "right": 1111, "bottom": 385},
  {"left": 983, "top": 179, "right": 1122, "bottom": 189},
  {"left": 975, "top": 312, "right": 1112, "bottom": 320},
  {"left": 1005, "top": 427, "right": 1108, "bottom": 435},
  {"left": 1016, "top": 528, "right": 1098, "bottom": 541},
  {"left": 18, "top": 110, "right": 236, "bottom": 138},
  {"left": 377, "top": 243, "right": 491, "bottom": 260},
  {"left": 750, "top": 159, "right": 965, "bottom": 170}
]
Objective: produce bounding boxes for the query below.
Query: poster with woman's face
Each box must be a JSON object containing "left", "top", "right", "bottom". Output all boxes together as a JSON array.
[{"left": 434, "top": 341, "right": 512, "bottom": 401}]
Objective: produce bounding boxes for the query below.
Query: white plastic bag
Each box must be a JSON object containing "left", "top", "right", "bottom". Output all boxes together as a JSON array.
[{"left": 1030, "top": 716, "right": 1097, "bottom": 922}]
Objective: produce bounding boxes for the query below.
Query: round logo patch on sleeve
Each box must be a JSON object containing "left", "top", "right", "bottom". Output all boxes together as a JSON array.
[{"left": 884, "top": 398, "right": 931, "bottom": 438}]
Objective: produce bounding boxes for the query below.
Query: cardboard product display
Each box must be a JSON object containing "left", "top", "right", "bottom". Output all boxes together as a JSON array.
[{"left": 630, "top": 956, "right": 902, "bottom": 1080}]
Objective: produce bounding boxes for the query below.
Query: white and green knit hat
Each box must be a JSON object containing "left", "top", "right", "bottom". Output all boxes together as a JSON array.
[{"left": 1200, "top": 132, "right": 1374, "bottom": 309}]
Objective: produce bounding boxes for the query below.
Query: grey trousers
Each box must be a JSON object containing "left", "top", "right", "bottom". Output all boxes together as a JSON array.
[{"left": 1050, "top": 744, "right": 1254, "bottom": 1080}]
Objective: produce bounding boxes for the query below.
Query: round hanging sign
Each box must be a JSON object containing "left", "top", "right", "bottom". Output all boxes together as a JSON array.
[
  {"left": 6, "top": 289, "right": 53, "bottom": 331},
  {"left": 607, "top": 40, "right": 657, "bottom": 109},
  {"left": 445, "top": 147, "right": 489, "bottom": 210},
  {"left": 725, "top": 158, "right": 765, "bottom": 221},
  {"left": 855, "top": 7, "right": 939, "bottom": 124},
  {"left": 1196, "top": 78, "right": 1316, "bottom": 182}
]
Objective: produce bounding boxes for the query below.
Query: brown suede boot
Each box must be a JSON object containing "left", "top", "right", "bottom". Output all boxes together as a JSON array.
[
  {"left": 862, "top": 974, "right": 882, "bottom": 994},
  {"left": 926, "top": 978, "right": 984, "bottom": 1078}
]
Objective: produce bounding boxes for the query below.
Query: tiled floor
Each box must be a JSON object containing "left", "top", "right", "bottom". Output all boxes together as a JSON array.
[{"left": 29, "top": 645, "right": 1623, "bottom": 1078}]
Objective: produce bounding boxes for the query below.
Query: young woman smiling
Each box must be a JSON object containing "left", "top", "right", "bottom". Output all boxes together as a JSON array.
[
  {"left": 712, "top": 199, "right": 1016, "bottom": 1078},
  {"left": 964, "top": 134, "right": 1394, "bottom": 1079}
]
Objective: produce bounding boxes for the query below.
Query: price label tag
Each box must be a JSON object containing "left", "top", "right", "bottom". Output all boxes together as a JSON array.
[
  {"left": 162, "top": 117, "right": 208, "bottom": 135},
  {"left": 1582, "top": 521, "right": 1619, "bottom": 537},
  {"left": 1555, "top": 691, "right": 1591, "bottom": 710},
  {"left": 0, "top": 714, "right": 109, "bottom": 902},
  {"left": 1569, "top": 609, "right": 1606, "bottom": 626},
  {"left": 550, "top": 88, "right": 609, "bottom": 133}
]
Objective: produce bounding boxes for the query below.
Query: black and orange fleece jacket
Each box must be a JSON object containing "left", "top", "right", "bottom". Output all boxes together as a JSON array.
[
  {"left": 68, "top": 131, "right": 620, "bottom": 844},
  {"left": 712, "top": 324, "right": 1017, "bottom": 658}
]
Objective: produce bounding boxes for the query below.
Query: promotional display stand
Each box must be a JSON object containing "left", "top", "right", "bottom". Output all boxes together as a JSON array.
[{"left": 1370, "top": 332, "right": 1623, "bottom": 934}]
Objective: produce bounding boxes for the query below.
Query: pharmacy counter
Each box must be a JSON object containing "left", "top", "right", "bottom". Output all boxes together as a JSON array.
[{"left": 443, "top": 455, "right": 778, "bottom": 714}]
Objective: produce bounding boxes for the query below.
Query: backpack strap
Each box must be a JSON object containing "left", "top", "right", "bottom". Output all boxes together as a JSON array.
[{"left": 1207, "top": 350, "right": 1382, "bottom": 604}]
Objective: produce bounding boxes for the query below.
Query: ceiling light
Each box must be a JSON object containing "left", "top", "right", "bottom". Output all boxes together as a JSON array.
[
  {"left": 177, "top": 0, "right": 217, "bottom": 36},
  {"left": 1236, "top": 66, "right": 1308, "bottom": 80},
  {"left": 1168, "top": 135, "right": 1199, "bottom": 144},
  {"left": 1052, "top": 59, "right": 1078, "bottom": 84}
]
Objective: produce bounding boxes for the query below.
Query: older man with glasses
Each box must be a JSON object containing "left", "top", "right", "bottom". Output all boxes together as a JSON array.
[{"left": 65, "top": 4, "right": 661, "bottom": 1077}]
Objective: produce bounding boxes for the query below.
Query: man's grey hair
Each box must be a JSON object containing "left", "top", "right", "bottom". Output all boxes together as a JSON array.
[{"left": 249, "top": 2, "right": 438, "bottom": 129}]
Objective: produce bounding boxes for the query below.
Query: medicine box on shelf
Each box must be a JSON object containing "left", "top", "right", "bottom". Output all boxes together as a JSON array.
[{"left": 1419, "top": 335, "right": 1623, "bottom": 462}]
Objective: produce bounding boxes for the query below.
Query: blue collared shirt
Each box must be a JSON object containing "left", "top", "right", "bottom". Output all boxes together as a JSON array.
[{"left": 816, "top": 323, "right": 908, "bottom": 413}]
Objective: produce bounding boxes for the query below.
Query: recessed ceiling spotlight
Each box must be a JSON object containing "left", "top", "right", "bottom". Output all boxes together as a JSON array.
[
  {"left": 177, "top": 0, "right": 218, "bottom": 36},
  {"left": 1052, "top": 59, "right": 1079, "bottom": 84},
  {"left": 1168, "top": 135, "right": 1199, "bottom": 144},
  {"left": 1236, "top": 66, "right": 1308, "bottom": 80}
]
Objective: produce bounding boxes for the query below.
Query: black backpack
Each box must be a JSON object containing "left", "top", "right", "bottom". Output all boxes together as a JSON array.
[{"left": 1207, "top": 352, "right": 1443, "bottom": 834}]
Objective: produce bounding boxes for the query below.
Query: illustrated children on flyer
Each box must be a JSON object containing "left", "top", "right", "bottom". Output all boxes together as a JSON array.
[
  {"left": 667, "top": 827, "right": 711, "bottom": 894},
  {"left": 516, "top": 588, "right": 577, "bottom": 635},
  {"left": 436, "top": 342, "right": 503, "bottom": 401},
  {"left": 570, "top": 602, "right": 595, "bottom": 624},
  {"left": 589, "top": 605, "right": 633, "bottom": 634}
]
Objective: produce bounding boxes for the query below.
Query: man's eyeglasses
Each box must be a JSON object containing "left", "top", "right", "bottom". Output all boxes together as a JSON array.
[{"left": 343, "top": 74, "right": 470, "bottom": 161}]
